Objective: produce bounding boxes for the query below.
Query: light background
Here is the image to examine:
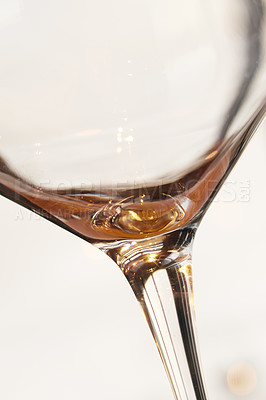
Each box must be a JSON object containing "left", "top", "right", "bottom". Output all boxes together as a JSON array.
[{"left": 0, "top": 123, "right": 265, "bottom": 399}]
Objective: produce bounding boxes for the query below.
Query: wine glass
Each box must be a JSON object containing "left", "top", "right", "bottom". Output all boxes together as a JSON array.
[{"left": 0, "top": 1, "right": 266, "bottom": 399}]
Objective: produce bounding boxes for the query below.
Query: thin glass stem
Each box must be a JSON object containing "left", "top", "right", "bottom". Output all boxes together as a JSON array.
[
  {"left": 132, "top": 259, "right": 207, "bottom": 400},
  {"left": 100, "top": 228, "right": 208, "bottom": 400}
]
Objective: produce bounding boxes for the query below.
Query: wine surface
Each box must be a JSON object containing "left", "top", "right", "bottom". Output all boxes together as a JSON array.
[{"left": 0, "top": 135, "right": 240, "bottom": 242}]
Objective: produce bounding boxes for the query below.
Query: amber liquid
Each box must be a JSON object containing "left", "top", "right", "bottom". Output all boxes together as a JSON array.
[{"left": 0, "top": 133, "right": 244, "bottom": 243}]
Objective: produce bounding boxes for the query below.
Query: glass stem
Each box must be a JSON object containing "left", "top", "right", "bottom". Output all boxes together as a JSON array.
[
  {"left": 100, "top": 227, "right": 208, "bottom": 400},
  {"left": 134, "top": 259, "right": 207, "bottom": 400}
]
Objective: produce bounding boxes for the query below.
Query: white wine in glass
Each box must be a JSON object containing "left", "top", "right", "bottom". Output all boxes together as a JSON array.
[{"left": 0, "top": 0, "right": 266, "bottom": 399}]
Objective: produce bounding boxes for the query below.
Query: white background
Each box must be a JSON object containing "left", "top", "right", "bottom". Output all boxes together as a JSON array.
[{"left": 0, "top": 122, "right": 265, "bottom": 399}]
